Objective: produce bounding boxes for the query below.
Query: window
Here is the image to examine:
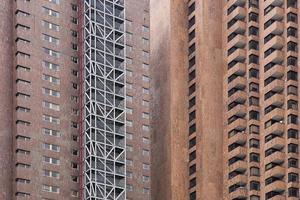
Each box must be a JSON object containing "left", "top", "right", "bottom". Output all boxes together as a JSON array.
[
  {"left": 287, "top": 41, "right": 298, "bottom": 52},
  {"left": 43, "top": 88, "right": 60, "bottom": 97},
  {"left": 143, "top": 188, "right": 150, "bottom": 194},
  {"left": 249, "top": 26, "right": 259, "bottom": 36},
  {"left": 142, "top": 25, "right": 149, "bottom": 33},
  {"left": 43, "top": 156, "right": 60, "bottom": 165},
  {"left": 71, "top": 190, "right": 79, "bottom": 197},
  {"left": 126, "top": 107, "right": 133, "bottom": 114},
  {"left": 143, "top": 163, "right": 150, "bottom": 170},
  {"left": 249, "top": 54, "right": 259, "bottom": 64},
  {"left": 249, "top": 12, "right": 258, "bottom": 22},
  {"left": 42, "top": 128, "right": 60, "bottom": 137},
  {"left": 288, "top": 100, "right": 298, "bottom": 110},
  {"left": 42, "top": 185, "right": 60, "bottom": 193},
  {"left": 71, "top": 30, "right": 78, "bottom": 37},
  {"left": 16, "top": 178, "right": 30, "bottom": 184},
  {"left": 16, "top": 92, "right": 30, "bottom": 99},
  {"left": 288, "top": 129, "right": 298, "bottom": 139},
  {"left": 288, "top": 0, "right": 297, "bottom": 8},
  {"left": 42, "top": 114, "right": 60, "bottom": 124},
  {"left": 142, "top": 175, "right": 150, "bottom": 182},
  {"left": 126, "top": 120, "right": 133, "bottom": 127},
  {"left": 288, "top": 114, "right": 298, "bottom": 124},
  {"left": 287, "top": 12, "right": 297, "bottom": 23},
  {"left": 249, "top": 0, "right": 259, "bottom": 8},
  {"left": 288, "top": 143, "right": 298, "bottom": 153},
  {"left": 42, "top": 34, "right": 59, "bottom": 45},
  {"left": 249, "top": 40, "right": 259, "bottom": 50},
  {"left": 42, "top": 21, "right": 59, "bottom": 31},
  {"left": 250, "top": 167, "right": 260, "bottom": 176},
  {"left": 142, "top": 149, "right": 150, "bottom": 156},
  {"left": 43, "top": 47, "right": 60, "bottom": 58},
  {"left": 249, "top": 96, "right": 259, "bottom": 106},
  {"left": 126, "top": 133, "right": 133, "bottom": 140},
  {"left": 127, "top": 95, "right": 133, "bottom": 102},
  {"left": 126, "top": 145, "right": 133, "bottom": 152},
  {"left": 142, "top": 75, "right": 150, "bottom": 82},
  {"left": 250, "top": 153, "right": 260, "bottom": 162},
  {"left": 42, "top": 61, "right": 59, "bottom": 71},
  {"left": 142, "top": 112, "right": 150, "bottom": 119},
  {"left": 126, "top": 159, "right": 133, "bottom": 166},
  {"left": 289, "top": 187, "right": 299, "bottom": 197},
  {"left": 16, "top": 106, "right": 30, "bottom": 113},
  {"left": 43, "top": 7, "right": 59, "bottom": 17},
  {"left": 71, "top": 4, "right": 78, "bottom": 11},
  {"left": 142, "top": 125, "right": 150, "bottom": 132},
  {"left": 43, "top": 169, "right": 60, "bottom": 178},
  {"left": 143, "top": 137, "right": 150, "bottom": 144},
  {"left": 288, "top": 173, "right": 299, "bottom": 183},
  {"left": 49, "top": 0, "right": 59, "bottom": 4},
  {"left": 42, "top": 143, "right": 60, "bottom": 152},
  {"left": 249, "top": 139, "right": 259, "bottom": 148},
  {"left": 42, "top": 74, "right": 60, "bottom": 84},
  {"left": 287, "top": 27, "right": 298, "bottom": 38},
  {"left": 249, "top": 68, "right": 259, "bottom": 78},
  {"left": 288, "top": 158, "right": 298, "bottom": 168},
  {"left": 249, "top": 111, "right": 260, "bottom": 120},
  {"left": 250, "top": 181, "right": 260, "bottom": 191},
  {"left": 71, "top": 162, "right": 78, "bottom": 169},
  {"left": 43, "top": 101, "right": 60, "bottom": 111},
  {"left": 249, "top": 82, "right": 259, "bottom": 92},
  {"left": 71, "top": 17, "right": 78, "bottom": 24},
  {"left": 287, "top": 71, "right": 298, "bottom": 81},
  {"left": 142, "top": 100, "right": 149, "bottom": 107},
  {"left": 288, "top": 85, "right": 298, "bottom": 95}
]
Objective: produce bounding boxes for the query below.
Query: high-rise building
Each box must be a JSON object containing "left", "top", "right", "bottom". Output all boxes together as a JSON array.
[
  {"left": 0, "top": 0, "right": 150, "bottom": 199},
  {"left": 151, "top": 0, "right": 300, "bottom": 200},
  {"left": 125, "top": 0, "right": 151, "bottom": 199}
]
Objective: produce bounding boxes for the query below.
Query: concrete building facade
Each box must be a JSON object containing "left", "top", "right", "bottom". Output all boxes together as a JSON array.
[{"left": 151, "top": 0, "right": 300, "bottom": 200}]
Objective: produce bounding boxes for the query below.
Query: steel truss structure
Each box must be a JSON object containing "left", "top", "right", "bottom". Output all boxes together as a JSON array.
[{"left": 83, "top": 0, "right": 126, "bottom": 199}]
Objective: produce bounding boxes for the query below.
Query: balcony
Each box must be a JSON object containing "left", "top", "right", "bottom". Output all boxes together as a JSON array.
[
  {"left": 264, "top": 151, "right": 285, "bottom": 164},
  {"left": 264, "top": 36, "right": 284, "bottom": 51},
  {"left": 227, "top": 104, "right": 247, "bottom": 118},
  {"left": 228, "top": 132, "right": 247, "bottom": 145},
  {"left": 268, "top": 196, "right": 285, "bottom": 200},
  {"left": 228, "top": 21, "right": 246, "bottom": 35},
  {"left": 264, "top": 21, "right": 284, "bottom": 36},
  {"left": 265, "top": 122, "right": 284, "bottom": 137},
  {"left": 228, "top": 34, "right": 247, "bottom": 49},
  {"left": 228, "top": 174, "right": 247, "bottom": 187},
  {"left": 228, "top": 7, "right": 246, "bottom": 21},
  {"left": 265, "top": 180, "right": 285, "bottom": 194},
  {"left": 228, "top": 76, "right": 246, "bottom": 91},
  {"left": 228, "top": 90, "right": 247, "bottom": 105},
  {"left": 264, "top": 79, "right": 284, "bottom": 93},
  {"left": 264, "top": 64, "right": 284, "bottom": 79},
  {"left": 264, "top": 0, "right": 283, "bottom": 8},
  {"left": 228, "top": 49, "right": 246, "bottom": 63},
  {"left": 229, "top": 187, "right": 247, "bottom": 199},
  {"left": 228, "top": 62, "right": 246, "bottom": 76},
  {"left": 264, "top": 107, "right": 284, "bottom": 121},
  {"left": 229, "top": 146, "right": 247, "bottom": 159},
  {"left": 227, "top": 0, "right": 246, "bottom": 8},
  {"left": 265, "top": 7, "right": 284, "bottom": 21},
  {"left": 264, "top": 50, "right": 284, "bottom": 64},
  {"left": 227, "top": 118, "right": 246, "bottom": 132},
  {"left": 229, "top": 160, "right": 247, "bottom": 172},
  {"left": 265, "top": 137, "right": 285, "bottom": 150},
  {"left": 264, "top": 93, "right": 284, "bottom": 107},
  {"left": 265, "top": 165, "right": 285, "bottom": 179}
]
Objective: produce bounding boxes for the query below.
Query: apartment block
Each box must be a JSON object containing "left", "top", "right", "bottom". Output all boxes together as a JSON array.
[
  {"left": 151, "top": 0, "right": 300, "bottom": 200},
  {"left": 0, "top": 0, "right": 150, "bottom": 199},
  {"left": 125, "top": 0, "right": 151, "bottom": 199}
]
